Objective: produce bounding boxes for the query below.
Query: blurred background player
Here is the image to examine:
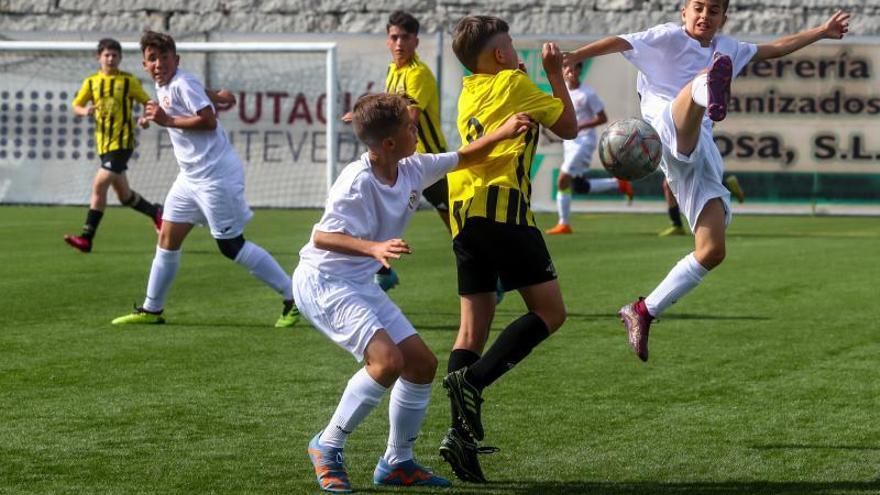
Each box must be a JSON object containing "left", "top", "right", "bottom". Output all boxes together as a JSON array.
[
  {"left": 63, "top": 38, "right": 161, "bottom": 253},
  {"left": 295, "top": 93, "right": 530, "bottom": 492},
  {"left": 439, "top": 16, "right": 577, "bottom": 483},
  {"left": 111, "top": 31, "right": 298, "bottom": 328},
  {"left": 659, "top": 174, "right": 744, "bottom": 236},
  {"left": 545, "top": 60, "right": 633, "bottom": 235},
  {"left": 567, "top": 1, "right": 850, "bottom": 361}
]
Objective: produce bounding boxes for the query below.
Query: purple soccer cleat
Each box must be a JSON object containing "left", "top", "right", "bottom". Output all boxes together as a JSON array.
[
  {"left": 706, "top": 52, "right": 733, "bottom": 122},
  {"left": 618, "top": 297, "right": 653, "bottom": 362}
]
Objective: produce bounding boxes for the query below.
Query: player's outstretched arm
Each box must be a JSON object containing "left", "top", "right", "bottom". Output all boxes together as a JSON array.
[
  {"left": 143, "top": 100, "right": 217, "bottom": 130},
  {"left": 754, "top": 10, "right": 850, "bottom": 61},
  {"left": 313, "top": 231, "right": 412, "bottom": 268},
  {"left": 456, "top": 113, "right": 535, "bottom": 168},
  {"left": 564, "top": 36, "right": 633, "bottom": 66}
]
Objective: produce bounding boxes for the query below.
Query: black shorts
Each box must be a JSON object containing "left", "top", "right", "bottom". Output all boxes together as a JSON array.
[
  {"left": 453, "top": 217, "right": 557, "bottom": 295},
  {"left": 422, "top": 176, "right": 449, "bottom": 212},
  {"left": 99, "top": 149, "right": 133, "bottom": 173}
]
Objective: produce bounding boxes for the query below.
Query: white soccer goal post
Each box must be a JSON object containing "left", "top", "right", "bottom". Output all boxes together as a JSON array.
[{"left": 0, "top": 40, "right": 339, "bottom": 207}]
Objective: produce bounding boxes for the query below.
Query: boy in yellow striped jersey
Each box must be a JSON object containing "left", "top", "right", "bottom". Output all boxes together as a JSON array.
[
  {"left": 438, "top": 16, "right": 577, "bottom": 483},
  {"left": 64, "top": 38, "right": 161, "bottom": 253}
]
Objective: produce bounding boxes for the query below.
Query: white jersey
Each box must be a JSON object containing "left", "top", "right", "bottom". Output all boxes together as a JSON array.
[
  {"left": 619, "top": 23, "right": 757, "bottom": 142},
  {"left": 298, "top": 151, "right": 459, "bottom": 283},
  {"left": 569, "top": 82, "right": 604, "bottom": 147},
  {"left": 155, "top": 69, "right": 236, "bottom": 181},
  {"left": 618, "top": 24, "right": 757, "bottom": 229}
]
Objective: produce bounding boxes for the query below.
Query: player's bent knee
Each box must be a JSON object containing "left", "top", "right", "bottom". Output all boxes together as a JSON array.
[
  {"left": 216, "top": 235, "right": 246, "bottom": 260},
  {"left": 697, "top": 244, "right": 726, "bottom": 270},
  {"left": 406, "top": 352, "right": 438, "bottom": 382},
  {"left": 535, "top": 307, "right": 566, "bottom": 334}
]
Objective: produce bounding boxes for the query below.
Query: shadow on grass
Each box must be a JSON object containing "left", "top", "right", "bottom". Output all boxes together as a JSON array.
[
  {"left": 751, "top": 443, "right": 880, "bottom": 451},
  {"left": 360, "top": 479, "right": 880, "bottom": 494}
]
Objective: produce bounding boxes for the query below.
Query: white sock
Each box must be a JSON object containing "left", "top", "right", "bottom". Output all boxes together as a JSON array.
[
  {"left": 234, "top": 240, "right": 294, "bottom": 300},
  {"left": 691, "top": 73, "right": 708, "bottom": 108},
  {"left": 557, "top": 188, "right": 572, "bottom": 225},
  {"left": 319, "top": 368, "right": 387, "bottom": 449},
  {"left": 644, "top": 252, "right": 708, "bottom": 317},
  {"left": 588, "top": 178, "right": 619, "bottom": 194},
  {"left": 383, "top": 378, "right": 432, "bottom": 465},
  {"left": 143, "top": 246, "right": 181, "bottom": 312}
]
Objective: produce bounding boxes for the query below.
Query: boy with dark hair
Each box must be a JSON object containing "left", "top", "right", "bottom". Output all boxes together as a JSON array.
[
  {"left": 566, "top": 1, "right": 849, "bottom": 360},
  {"left": 63, "top": 38, "right": 161, "bottom": 253},
  {"left": 370, "top": 10, "right": 451, "bottom": 291},
  {"left": 111, "top": 31, "right": 299, "bottom": 328},
  {"left": 439, "top": 15, "right": 578, "bottom": 483},
  {"left": 295, "top": 92, "right": 531, "bottom": 492}
]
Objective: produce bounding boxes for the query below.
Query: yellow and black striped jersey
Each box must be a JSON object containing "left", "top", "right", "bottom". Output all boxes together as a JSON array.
[
  {"left": 72, "top": 71, "right": 151, "bottom": 154},
  {"left": 447, "top": 69, "right": 564, "bottom": 237},
  {"left": 385, "top": 54, "right": 447, "bottom": 154}
]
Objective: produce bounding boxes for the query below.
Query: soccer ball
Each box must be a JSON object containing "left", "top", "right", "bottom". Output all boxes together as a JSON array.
[{"left": 598, "top": 118, "right": 662, "bottom": 181}]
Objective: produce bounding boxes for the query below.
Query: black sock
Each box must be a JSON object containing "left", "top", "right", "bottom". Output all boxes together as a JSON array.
[
  {"left": 81, "top": 209, "right": 104, "bottom": 240},
  {"left": 377, "top": 265, "right": 392, "bottom": 275},
  {"left": 448, "top": 349, "right": 481, "bottom": 433},
  {"left": 466, "top": 312, "right": 549, "bottom": 390},
  {"left": 125, "top": 190, "right": 160, "bottom": 218},
  {"left": 668, "top": 205, "right": 683, "bottom": 228}
]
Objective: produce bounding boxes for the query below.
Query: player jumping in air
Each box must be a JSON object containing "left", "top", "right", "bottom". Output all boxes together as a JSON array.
[{"left": 566, "top": 1, "right": 850, "bottom": 360}]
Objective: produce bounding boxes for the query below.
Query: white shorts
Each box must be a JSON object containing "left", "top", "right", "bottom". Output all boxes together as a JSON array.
[
  {"left": 163, "top": 156, "right": 253, "bottom": 239},
  {"left": 648, "top": 102, "right": 731, "bottom": 231},
  {"left": 292, "top": 263, "right": 417, "bottom": 362},
  {"left": 560, "top": 137, "right": 596, "bottom": 177}
]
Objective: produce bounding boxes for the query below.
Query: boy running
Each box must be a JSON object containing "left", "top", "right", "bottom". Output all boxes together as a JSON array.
[
  {"left": 296, "top": 93, "right": 531, "bottom": 492},
  {"left": 565, "top": 1, "right": 850, "bottom": 360},
  {"left": 545, "top": 60, "right": 634, "bottom": 235},
  {"left": 111, "top": 31, "right": 299, "bottom": 328},
  {"left": 63, "top": 38, "right": 161, "bottom": 253},
  {"left": 439, "top": 16, "right": 577, "bottom": 483}
]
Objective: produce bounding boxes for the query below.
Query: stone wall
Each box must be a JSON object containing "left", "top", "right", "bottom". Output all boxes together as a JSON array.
[{"left": 1, "top": 0, "right": 878, "bottom": 36}]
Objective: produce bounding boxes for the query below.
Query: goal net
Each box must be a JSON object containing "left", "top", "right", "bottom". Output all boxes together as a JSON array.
[{"left": 0, "top": 40, "right": 338, "bottom": 208}]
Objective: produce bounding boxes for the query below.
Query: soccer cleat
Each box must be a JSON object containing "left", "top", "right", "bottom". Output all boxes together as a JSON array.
[
  {"left": 658, "top": 225, "right": 686, "bottom": 237},
  {"left": 63, "top": 234, "right": 92, "bottom": 253},
  {"left": 724, "top": 175, "right": 746, "bottom": 203},
  {"left": 274, "top": 299, "right": 300, "bottom": 328},
  {"left": 545, "top": 223, "right": 573, "bottom": 235},
  {"left": 152, "top": 206, "right": 164, "bottom": 234},
  {"left": 443, "top": 369, "right": 484, "bottom": 441},
  {"left": 375, "top": 268, "right": 400, "bottom": 292},
  {"left": 618, "top": 297, "right": 653, "bottom": 362},
  {"left": 439, "top": 428, "right": 498, "bottom": 483},
  {"left": 706, "top": 53, "right": 733, "bottom": 122},
  {"left": 111, "top": 306, "right": 165, "bottom": 325},
  {"left": 307, "top": 432, "right": 352, "bottom": 493},
  {"left": 617, "top": 179, "right": 634, "bottom": 204},
  {"left": 373, "top": 457, "right": 452, "bottom": 487}
]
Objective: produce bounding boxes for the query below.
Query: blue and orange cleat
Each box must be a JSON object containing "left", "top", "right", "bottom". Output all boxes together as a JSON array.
[
  {"left": 307, "top": 432, "right": 352, "bottom": 493},
  {"left": 373, "top": 457, "right": 451, "bottom": 487}
]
